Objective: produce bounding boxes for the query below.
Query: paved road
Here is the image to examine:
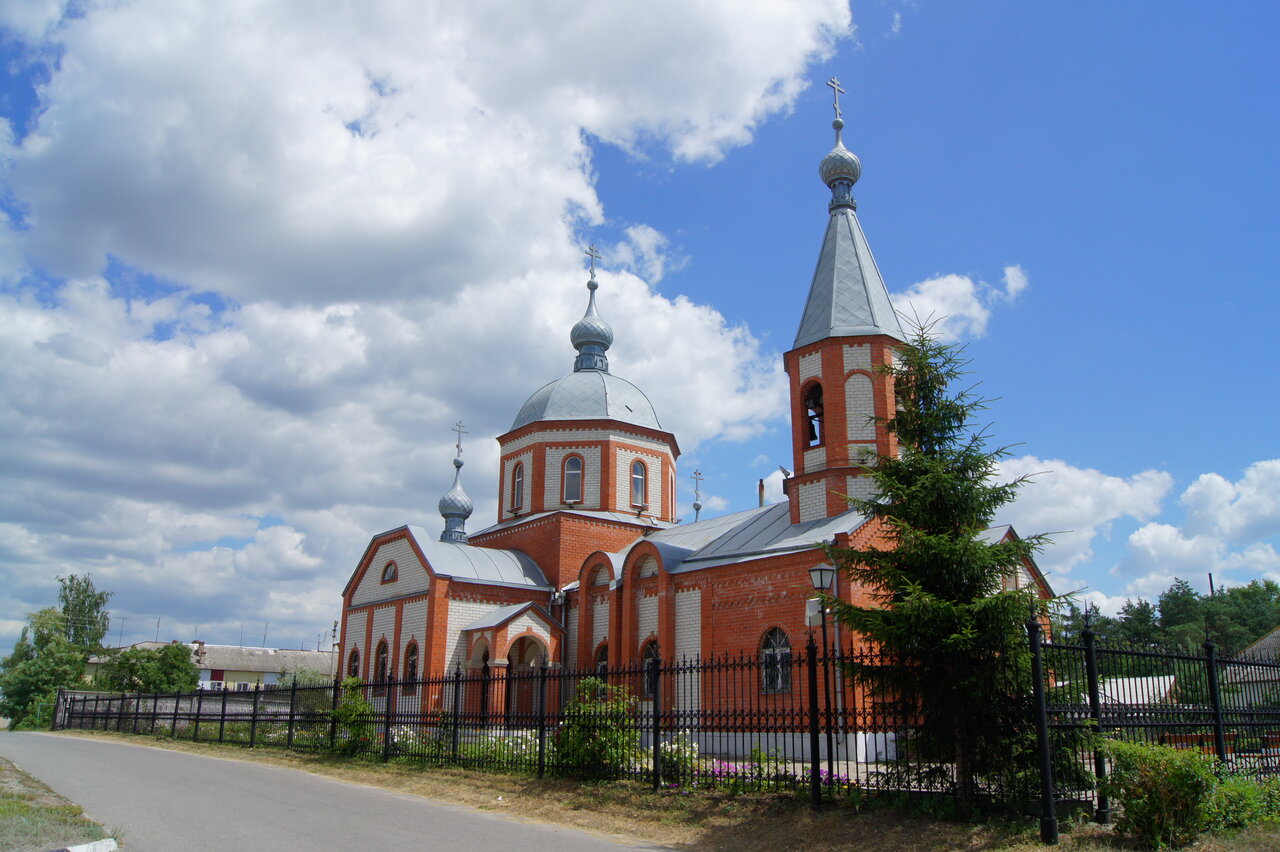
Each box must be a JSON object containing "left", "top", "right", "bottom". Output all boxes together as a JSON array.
[{"left": 0, "top": 733, "right": 671, "bottom": 852}]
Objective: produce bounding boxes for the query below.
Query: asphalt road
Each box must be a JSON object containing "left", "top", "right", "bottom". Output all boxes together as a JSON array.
[{"left": 0, "top": 733, "right": 672, "bottom": 851}]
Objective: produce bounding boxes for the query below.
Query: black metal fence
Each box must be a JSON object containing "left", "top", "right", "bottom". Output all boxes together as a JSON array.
[{"left": 54, "top": 629, "right": 1280, "bottom": 833}]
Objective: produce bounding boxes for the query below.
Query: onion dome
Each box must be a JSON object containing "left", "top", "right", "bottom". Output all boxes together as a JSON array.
[
  {"left": 439, "top": 427, "right": 473, "bottom": 543},
  {"left": 571, "top": 273, "right": 613, "bottom": 372},
  {"left": 820, "top": 117, "right": 861, "bottom": 210}
]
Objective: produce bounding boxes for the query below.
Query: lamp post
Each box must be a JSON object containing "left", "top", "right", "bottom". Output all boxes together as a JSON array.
[{"left": 809, "top": 564, "right": 837, "bottom": 784}]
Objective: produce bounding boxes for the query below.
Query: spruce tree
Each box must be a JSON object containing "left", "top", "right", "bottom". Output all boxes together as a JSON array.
[{"left": 827, "top": 324, "right": 1048, "bottom": 810}]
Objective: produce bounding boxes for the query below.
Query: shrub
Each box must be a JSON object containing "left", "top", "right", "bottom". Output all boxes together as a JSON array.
[
  {"left": 553, "top": 677, "right": 638, "bottom": 780},
  {"left": 1103, "top": 740, "right": 1216, "bottom": 848},
  {"left": 659, "top": 730, "right": 698, "bottom": 783},
  {"left": 1205, "top": 772, "right": 1267, "bottom": 833},
  {"left": 331, "top": 677, "right": 376, "bottom": 756}
]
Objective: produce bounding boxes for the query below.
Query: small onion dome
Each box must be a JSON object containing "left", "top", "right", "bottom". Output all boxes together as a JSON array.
[
  {"left": 438, "top": 456, "right": 474, "bottom": 520},
  {"left": 570, "top": 275, "right": 614, "bottom": 352},
  {"left": 818, "top": 117, "right": 861, "bottom": 187}
]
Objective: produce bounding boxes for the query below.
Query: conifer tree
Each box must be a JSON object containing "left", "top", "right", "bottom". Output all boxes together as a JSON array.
[{"left": 827, "top": 324, "right": 1048, "bottom": 809}]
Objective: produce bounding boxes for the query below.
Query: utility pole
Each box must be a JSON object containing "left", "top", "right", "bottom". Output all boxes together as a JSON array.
[
  {"left": 155, "top": 617, "right": 161, "bottom": 642},
  {"left": 261, "top": 622, "right": 269, "bottom": 648},
  {"left": 116, "top": 616, "right": 128, "bottom": 649}
]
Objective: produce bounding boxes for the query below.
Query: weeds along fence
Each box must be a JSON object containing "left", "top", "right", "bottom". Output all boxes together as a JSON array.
[{"left": 55, "top": 630, "right": 1280, "bottom": 826}]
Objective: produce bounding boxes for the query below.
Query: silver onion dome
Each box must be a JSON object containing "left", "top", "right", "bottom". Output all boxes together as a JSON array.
[
  {"left": 819, "top": 117, "right": 861, "bottom": 187},
  {"left": 439, "top": 453, "right": 473, "bottom": 543},
  {"left": 570, "top": 274, "right": 613, "bottom": 371}
]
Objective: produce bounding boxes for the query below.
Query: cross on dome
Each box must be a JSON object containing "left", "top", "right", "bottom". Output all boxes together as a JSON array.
[
  {"left": 438, "top": 421, "right": 473, "bottom": 542},
  {"left": 826, "top": 76, "right": 845, "bottom": 120},
  {"left": 571, "top": 245, "right": 613, "bottom": 371}
]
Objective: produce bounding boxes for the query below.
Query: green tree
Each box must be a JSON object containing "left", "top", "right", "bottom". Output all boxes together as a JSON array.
[
  {"left": 0, "top": 609, "right": 86, "bottom": 728},
  {"left": 56, "top": 574, "right": 112, "bottom": 651},
  {"left": 1117, "top": 598, "right": 1163, "bottom": 647},
  {"left": 827, "top": 324, "right": 1047, "bottom": 812},
  {"left": 91, "top": 644, "right": 198, "bottom": 693}
]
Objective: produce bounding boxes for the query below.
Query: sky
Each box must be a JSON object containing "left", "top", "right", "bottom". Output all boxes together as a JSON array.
[{"left": 1, "top": 1, "right": 1278, "bottom": 657}]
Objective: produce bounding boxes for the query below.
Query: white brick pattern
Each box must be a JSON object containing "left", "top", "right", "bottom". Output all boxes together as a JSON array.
[
  {"left": 445, "top": 599, "right": 505, "bottom": 670},
  {"left": 508, "top": 613, "right": 552, "bottom": 647},
  {"left": 543, "top": 446, "right": 601, "bottom": 510},
  {"left": 803, "top": 445, "right": 826, "bottom": 474},
  {"left": 566, "top": 606, "right": 579, "bottom": 669},
  {"left": 637, "top": 556, "right": 658, "bottom": 578},
  {"left": 616, "top": 448, "right": 663, "bottom": 512},
  {"left": 501, "top": 451, "right": 534, "bottom": 521},
  {"left": 845, "top": 373, "right": 875, "bottom": 440},
  {"left": 351, "top": 537, "right": 428, "bottom": 606},
  {"left": 797, "top": 480, "right": 826, "bottom": 522},
  {"left": 844, "top": 475, "right": 877, "bottom": 502},
  {"left": 637, "top": 594, "right": 659, "bottom": 642},
  {"left": 344, "top": 609, "right": 367, "bottom": 668},
  {"left": 843, "top": 343, "right": 871, "bottom": 372},
  {"left": 674, "top": 588, "right": 702, "bottom": 716},
  {"left": 399, "top": 599, "right": 429, "bottom": 672},
  {"left": 798, "top": 351, "right": 822, "bottom": 381},
  {"left": 592, "top": 598, "right": 609, "bottom": 647},
  {"left": 371, "top": 606, "right": 396, "bottom": 649}
]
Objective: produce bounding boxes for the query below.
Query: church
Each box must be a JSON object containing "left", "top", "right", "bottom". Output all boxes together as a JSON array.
[{"left": 338, "top": 89, "right": 1053, "bottom": 698}]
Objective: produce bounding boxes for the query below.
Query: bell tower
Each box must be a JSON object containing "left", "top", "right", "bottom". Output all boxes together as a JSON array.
[{"left": 784, "top": 78, "right": 905, "bottom": 524}]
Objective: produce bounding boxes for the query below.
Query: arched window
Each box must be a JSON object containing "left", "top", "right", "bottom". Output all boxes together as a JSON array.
[
  {"left": 381, "top": 561, "right": 397, "bottom": 583},
  {"left": 403, "top": 642, "right": 418, "bottom": 691},
  {"left": 511, "top": 462, "right": 524, "bottom": 511},
  {"left": 641, "top": 639, "right": 660, "bottom": 697},
  {"left": 803, "top": 383, "right": 824, "bottom": 447},
  {"left": 631, "top": 460, "right": 648, "bottom": 507},
  {"left": 374, "top": 640, "right": 389, "bottom": 684},
  {"left": 761, "top": 628, "right": 792, "bottom": 694},
  {"left": 347, "top": 648, "right": 360, "bottom": 678},
  {"left": 563, "top": 455, "right": 583, "bottom": 503}
]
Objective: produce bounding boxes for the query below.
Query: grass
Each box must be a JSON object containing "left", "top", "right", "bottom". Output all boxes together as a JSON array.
[
  {"left": 0, "top": 755, "right": 117, "bottom": 852},
  {"left": 48, "top": 730, "right": 1280, "bottom": 850}
]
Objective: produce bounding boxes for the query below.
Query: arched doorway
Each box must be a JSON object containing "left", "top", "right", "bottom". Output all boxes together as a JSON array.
[{"left": 505, "top": 635, "right": 547, "bottom": 723}]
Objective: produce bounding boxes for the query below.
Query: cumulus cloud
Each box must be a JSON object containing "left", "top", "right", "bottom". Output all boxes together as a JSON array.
[
  {"left": 891, "top": 264, "right": 1029, "bottom": 341},
  {"left": 0, "top": 0, "right": 849, "bottom": 650},
  {"left": 996, "top": 455, "right": 1172, "bottom": 577}
]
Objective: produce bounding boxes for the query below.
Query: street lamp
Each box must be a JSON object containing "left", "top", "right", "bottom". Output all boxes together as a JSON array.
[{"left": 808, "top": 564, "right": 837, "bottom": 783}]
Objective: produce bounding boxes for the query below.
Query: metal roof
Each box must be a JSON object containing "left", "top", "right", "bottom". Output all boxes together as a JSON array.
[
  {"left": 648, "top": 501, "right": 869, "bottom": 574},
  {"left": 793, "top": 203, "right": 905, "bottom": 349},
  {"left": 91, "top": 642, "right": 337, "bottom": 675},
  {"left": 462, "top": 602, "right": 535, "bottom": 631},
  {"left": 405, "top": 526, "right": 550, "bottom": 588},
  {"left": 510, "top": 370, "right": 662, "bottom": 431}
]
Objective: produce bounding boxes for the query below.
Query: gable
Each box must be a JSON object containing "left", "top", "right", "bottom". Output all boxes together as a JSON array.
[{"left": 348, "top": 532, "right": 431, "bottom": 606}]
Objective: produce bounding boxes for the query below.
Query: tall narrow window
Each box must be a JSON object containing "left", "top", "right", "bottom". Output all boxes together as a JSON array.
[
  {"left": 375, "top": 640, "right": 389, "bottom": 684},
  {"left": 761, "top": 628, "right": 792, "bottom": 694},
  {"left": 641, "top": 640, "right": 660, "bottom": 697},
  {"left": 563, "top": 455, "right": 583, "bottom": 503},
  {"left": 403, "top": 642, "right": 418, "bottom": 691},
  {"left": 348, "top": 648, "right": 360, "bottom": 678},
  {"left": 631, "top": 460, "right": 648, "bottom": 507},
  {"left": 804, "top": 383, "right": 824, "bottom": 447},
  {"left": 595, "top": 643, "right": 609, "bottom": 673},
  {"left": 511, "top": 462, "right": 524, "bottom": 511}
]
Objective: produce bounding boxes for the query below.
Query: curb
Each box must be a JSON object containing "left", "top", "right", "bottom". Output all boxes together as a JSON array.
[{"left": 45, "top": 840, "right": 119, "bottom": 852}]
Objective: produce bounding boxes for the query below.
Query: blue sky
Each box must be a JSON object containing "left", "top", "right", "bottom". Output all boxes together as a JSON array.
[{"left": 1, "top": 1, "right": 1277, "bottom": 656}]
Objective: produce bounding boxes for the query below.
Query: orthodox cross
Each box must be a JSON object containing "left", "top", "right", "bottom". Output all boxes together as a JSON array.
[
  {"left": 691, "top": 469, "right": 704, "bottom": 502},
  {"left": 452, "top": 420, "right": 467, "bottom": 457},
  {"left": 585, "top": 244, "right": 601, "bottom": 276},
  {"left": 826, "top": 76, "right": 845, "bottom": 120}
]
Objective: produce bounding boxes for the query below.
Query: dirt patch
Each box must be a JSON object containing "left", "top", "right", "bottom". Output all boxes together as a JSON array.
[{"left": 0, "top": 755, "right": 112, "bottom": 852}]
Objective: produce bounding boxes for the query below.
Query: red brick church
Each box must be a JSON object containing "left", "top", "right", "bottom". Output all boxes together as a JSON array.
[{"left": 338, "top": 96, "right": 1052, "bottom": 697}]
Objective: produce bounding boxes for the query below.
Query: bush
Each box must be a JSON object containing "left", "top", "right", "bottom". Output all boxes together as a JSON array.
[
  {"left": 553, "top": 677, "right": 638, "bottom": 780},
  {"left": 331, "top": 677, "right": 376, "bottom": 756},
  {"left": 1205, "top": 772, "right": 1267, "bottom": 833},
  {"left": 659, "top": 730, "right": 698, "bottom": 783},
  {"left": 1103, "top": 740, "right": 1217, "bottom": 848}
]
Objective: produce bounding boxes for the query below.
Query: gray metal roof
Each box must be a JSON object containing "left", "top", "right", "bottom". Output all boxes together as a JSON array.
[
  {"left": 405, "top": 526, "right": 550, "bottom": 588},
  {"left": 647, "top": 501, "right": 869, "bottom": 573},
  {"left": 510, "top": 370, "right": 662, "bottom": 431},
  {"left": 793, "top": 204, "right": 905, "bottom": 349},
  {"left": 92, "top": 642, "right": 337, "bottom": 675},
  {"left": 462, "top": 602, "right": 536, "bottom": 631}
]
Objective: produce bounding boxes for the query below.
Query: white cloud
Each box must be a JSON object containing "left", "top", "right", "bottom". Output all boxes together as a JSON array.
[
  {"left": 997, "top": 455, "right": 1172, "bottom": 576},
  {"left": 1181, "top": 460, "right": 1280, "bottom": 545},
  {"left": 762, "top": 469, "right": 788, "bottom": 504},
  {"left": 891, "top": 265, "right": 1029, "bottom": 341},
  {"left": 0, "top": 0, "right": 848, "bottom": 650}
]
